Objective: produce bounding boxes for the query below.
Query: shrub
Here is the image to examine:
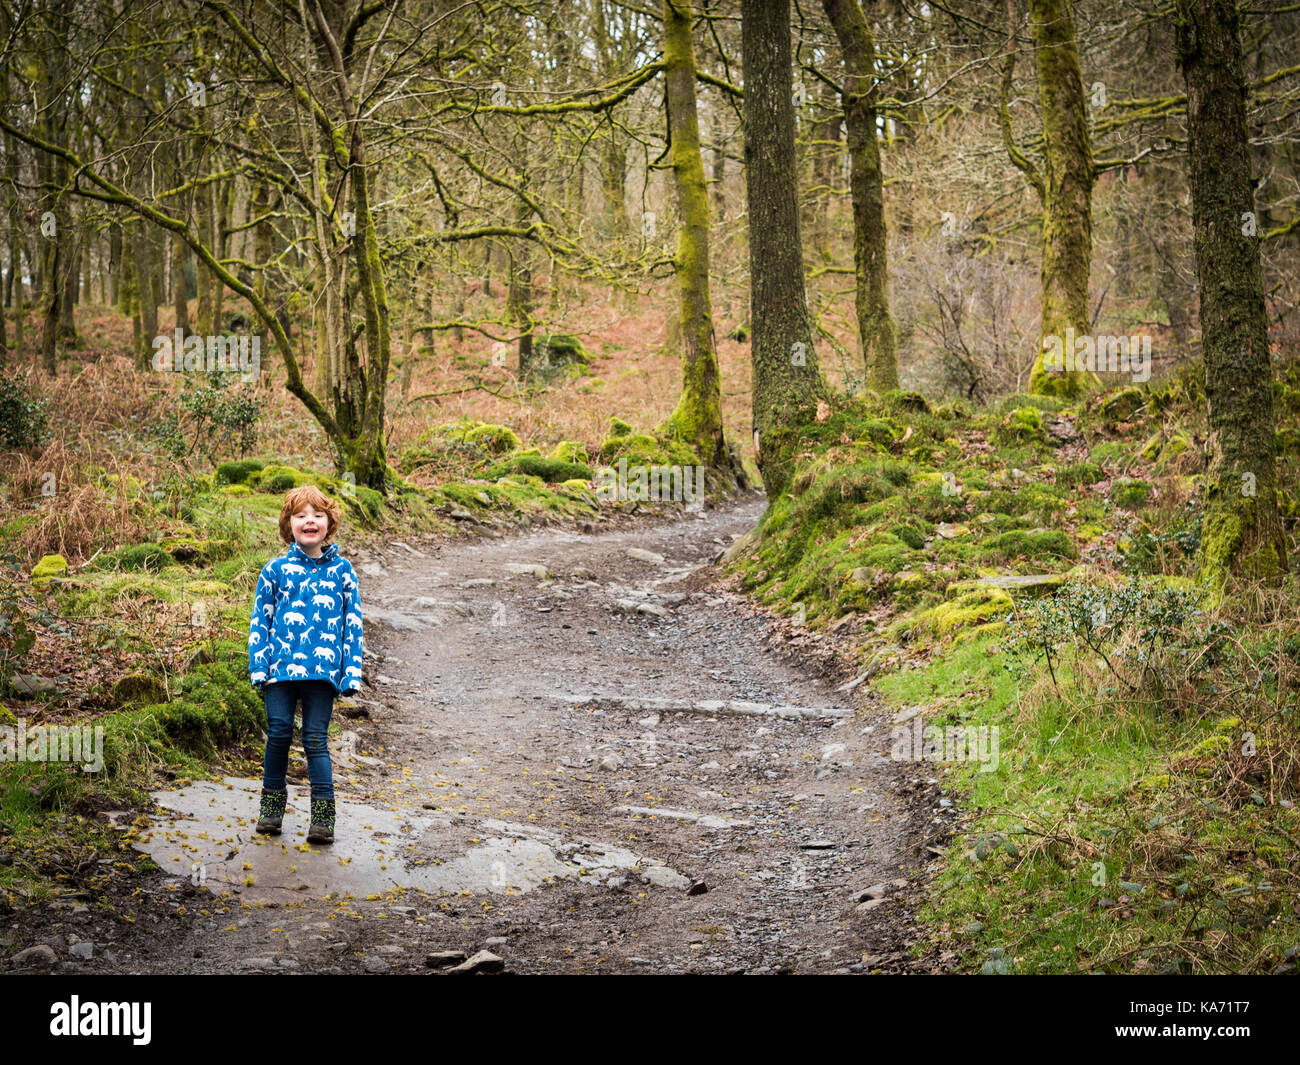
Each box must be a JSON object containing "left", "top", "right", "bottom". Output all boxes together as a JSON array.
[{"left": 0, "top": 369, "right": 50, "bottom": 449}]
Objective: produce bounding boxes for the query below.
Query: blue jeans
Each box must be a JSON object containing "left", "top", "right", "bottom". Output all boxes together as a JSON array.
[{"left": 261, "top": 680, "right": 335, "bottom": 801}]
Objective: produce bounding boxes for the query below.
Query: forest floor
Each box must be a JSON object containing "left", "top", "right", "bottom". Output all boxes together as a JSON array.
[{"left": 2, "top": 494, "right": 956, "bottom": 975}]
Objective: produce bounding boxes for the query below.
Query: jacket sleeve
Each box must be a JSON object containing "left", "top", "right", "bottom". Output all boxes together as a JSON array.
[
  {"left": 249, "top": 564, "right": 275, "bottom": 688},
  {"left": 340, "top": 566, "right": 364, "bottom": 694}
]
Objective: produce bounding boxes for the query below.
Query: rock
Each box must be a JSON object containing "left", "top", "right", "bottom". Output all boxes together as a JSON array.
[
  {"left": 635, "top": 603, "right": 667, "bottom": 618},
  {"left": 717, "top": 528, "right": 758, "bottom": 565},
  {"left": 449, "top": 509, "right": 476, "bottom": 521},
  {"left": 799, "top": 839, "right": 836, "bottom": 850},
  {"left": 850, "top": 883, "right": 890, "bottom": 902},
  {"left": 239, "top": 956, "right": 276, "bottom": 970},
  {"left": 426, "top": 951, "right": 469, "bottom": 968},
  {"left": 446, "top": 950, "right": 504, "bottom": 975},
  {"left": 821, "top": 743, "right": 847, "bottom": 761},
  {"left": 111, "top": 672, "right": 166, "bottom": 707},
  {"left": 642, "top": 865, "right": 691, "bottom": 890},
  {"left": 687, "top": 881, "right": 709, "bottom": 896},
  {"left": 626, "top": 547, "right": 665, "bottom": 565},
  {"left": 69, "top": 942, "right": 94, "bottom": 959},
  {"left": 10, "top": 674, "right": 61, "bottom": 696},
  {"left": 944, "top": 574, "right": 1065, "bottom": 598},
  {"left": 934, "top": 522, "right": 970, "bottom": 539},
  {"left": 504, "top": 562, "right": 549, "bottom": 578},
  {"left": 597, "top": 754, "right": 623, "bottom": 771},
  {"left": 484, "top": 937, "right": 508, "bottom": 946},
  {"left": 11, "top": 944, "right": 57, "bottom": 967},
  {"left": 362, "top": 956, "right": 389, "bottom": 973},
  {"left": 856, "top": 898, "right": 886, "bottom": 912}
]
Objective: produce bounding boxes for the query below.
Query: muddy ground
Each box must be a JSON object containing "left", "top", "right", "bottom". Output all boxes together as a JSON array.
[{"left": 3, "top": 494, "right": 961, "bottom": 975}]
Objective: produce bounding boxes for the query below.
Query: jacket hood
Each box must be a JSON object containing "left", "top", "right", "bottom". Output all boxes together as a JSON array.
[{"left": 288, "top": 540, "right": 340, "bottom": 565}]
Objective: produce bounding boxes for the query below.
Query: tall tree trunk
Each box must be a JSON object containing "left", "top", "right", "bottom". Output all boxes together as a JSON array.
[
  {"left": 1002, "top": 0, "right": 1097, "bottom": 396},
  {"left": 1174, "top": 0, "right": 1287, "bottom": 587},
  {"left": 823, "top": 0, "right": 898, "bottom": 392},
  {"left": 661, "top": 0, "right": 733, "bottom": 473},
  {"left": 743, "top": 0, "right": 830, "bottom": 502}
]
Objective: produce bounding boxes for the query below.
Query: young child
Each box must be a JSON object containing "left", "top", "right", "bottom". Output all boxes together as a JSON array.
[{"left": 248, "top": 484, "right": 364, "bottom": 844}]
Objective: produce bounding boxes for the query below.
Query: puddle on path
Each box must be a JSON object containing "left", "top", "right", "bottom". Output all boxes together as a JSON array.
[{"left": 134, "top": 778, "right": 688, "bottom": 904}]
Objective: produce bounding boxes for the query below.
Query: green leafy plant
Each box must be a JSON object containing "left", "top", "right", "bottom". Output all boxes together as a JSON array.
[{"left": 0, "top": 368, "right": 51, "bottom": 449}]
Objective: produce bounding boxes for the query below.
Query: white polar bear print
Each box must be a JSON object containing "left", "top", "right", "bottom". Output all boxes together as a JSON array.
[
  {"left": 319, "top": 633, "right": 337, "bottom": 643},
  {"left": 312, "top": 594, "right": 335, "bottom": 608},
  {"left": 285, "top": 664, "right": 309, "bottom": 678},
  {"left": 318, "top": 580, "right": 337, "bottom": 591},
  {"left": 314, "top": 647, "right": 337, "bottom": 663},
  {"left": 283, "top": 611, "right": 307, "bottom": 626}
]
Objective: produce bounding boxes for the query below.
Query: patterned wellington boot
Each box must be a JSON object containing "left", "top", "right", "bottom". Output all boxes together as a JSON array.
[
  {"left": 255, "top": 788, "right": 288, "bottom": 835},
  {"left": 306, "top": 798, "right": 335, "bottom": 844}
]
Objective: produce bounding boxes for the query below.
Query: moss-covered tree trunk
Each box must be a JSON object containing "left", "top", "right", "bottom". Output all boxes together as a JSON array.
[
  {"left": 1002, "top": 0, "right": 1097, "bottom": 397},
  {"left": 822, "top": 0, "right": 898, "bottom": 392},
  {"left": 1174, "top": 0, "right": 1287, "bottom": 587},
  {"left": 742, "top": 0, "right": 831, "bottom": 503},
  {"left": 661, "top": 0, "right": 734, "bottom": 473}
]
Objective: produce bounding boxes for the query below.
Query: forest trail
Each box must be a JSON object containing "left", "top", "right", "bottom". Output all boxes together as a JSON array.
[{"left": 49, "top": 498, "right": 932, "bottom": 974}]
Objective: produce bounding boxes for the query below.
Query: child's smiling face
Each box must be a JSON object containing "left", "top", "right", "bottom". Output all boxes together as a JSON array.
[{"left": 291, "top": 504, "right": 331, "bottom": 552}]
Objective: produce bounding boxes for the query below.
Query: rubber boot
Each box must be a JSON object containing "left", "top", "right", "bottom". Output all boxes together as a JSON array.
[
  {"left": 255, "top": 788, "right": 287, "bottom": 835},
  {"left": 307, "top": 798, "right": 335, "bottom": 844}
]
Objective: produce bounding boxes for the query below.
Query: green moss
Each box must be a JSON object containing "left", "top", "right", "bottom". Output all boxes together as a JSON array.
[
  {"left": 487, "top": 455, "right": 594, "bottom": 483},
  {"left": 1112, "top": 477, "right": 1152, "bottom": 509},
  {"left": 548, "top": 440, "right": 590, "bottom": 465},
  {"left": 1057, "top": 462, "right": 1104, "bottom": 487},
  {"left": 1099, "top": 386, "right": 1146, "bottom": 423},
  {"left": 463, "top": 422, "right": 521, "bottom": 453},
  {"left": 31, "top": 554, "right": 68, "bottom": 587},
  {"left": 606, "top": 417, "right": 633, "bottom": 439},
  {"left": 534, "top": 333, "right": 591, "bottom": 371},
  {"left": 882, "top": 389, "right": 932, "bottom": 414},
  {"left": 1090, "top": 440, "right": 1125, "bottom": 467},
  {"left": 94, "top": 543, "right": 178, "bottom": 573},
  {"left": 979, "top": 530, "right": 1077, "bottom": 564},
  {"left": 917, "top": 586, "right": 1015, "bottom": 638},
  {"left": 992, "top": 407, "right": 1046, "bottom": 446},
  {"left": 215, "top": 459, "right": 265, "bottom": 485},
  {"left": 892, "top": 524, "right": 927, "bottom": 550}
]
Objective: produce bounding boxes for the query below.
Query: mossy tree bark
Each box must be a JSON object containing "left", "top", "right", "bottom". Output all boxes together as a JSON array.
[
  {"left": 661, "top": 0, "right": 735, "bottom": 474},
  {"left": 1174, "top": 0, "right": 1287, "bottom": 587},
  {"left": 742, "top": 0, "right": 831, "bottom": 503},
  {"left": 821, "top": 0, "right": 898, "bottom": 392},
  {"left": 1001, "top": 0, "right": 1097, "bottom": 397}
]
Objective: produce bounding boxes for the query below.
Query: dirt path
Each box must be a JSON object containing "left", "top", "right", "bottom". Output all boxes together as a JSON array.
[{"left": 6, "top": 496, "right": 940, "bottom": 975}]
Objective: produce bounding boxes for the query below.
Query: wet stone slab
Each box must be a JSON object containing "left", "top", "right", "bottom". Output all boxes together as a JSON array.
[{"left": 133, "top": 777, "right": 687, "bottom": 904}]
